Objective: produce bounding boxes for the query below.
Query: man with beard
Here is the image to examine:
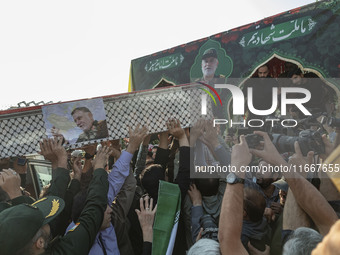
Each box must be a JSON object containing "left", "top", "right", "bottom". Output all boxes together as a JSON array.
[
  {"left": 255, "top": 160, "right": 282, "bottom": 216},
  {"left": 198, "top": 48, "right": 225, "bottom": 85},
  {"left": 197, "top": 48, "right": 226, "bottom": 133},
  {"left": 256, "top": 64, "right": 271, "bottom": 78},
  {"left": 71, "top": 107, "right": 109, "bottom": 143},
  {"left": 242, "top": 64, "right": 278, "bottom": 121},
  {"left": 288, "top": 67, "right": 327, "bottom": 112}
]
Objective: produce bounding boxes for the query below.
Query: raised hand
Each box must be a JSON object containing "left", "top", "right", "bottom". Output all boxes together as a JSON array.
[
  {"left": 167, "top": 119, "right": 189, "bottom": 147},
  {"left": 0, "top": 169, "right": 22, "bottom": 200},
  {"left": 288, "top": 141, "right": 314, "bottom": 178},
  {"left": 249, "top": 131, "right": 287, "bottom": 167},
  {"left": 189, "top": 119, "right": 205, "bottom": 146},
  {"left": 201, "top": 120, "right": 220, "bottom": 149},
  {"left": 50, "top": 137, "right": 67, "bottom": 158},
  {"left": 231, "top": 135, "right": 252, "bottom": 171},
  {"left": 126, "top": 124, "right": 149, "bottom": 154},
  {"left": 39, "top": 139, "right": 58, "bottom": 165},
  {"left": 50, "top": 137, "right": 68, "bottom": 169},
  {"left": 135, "top": 195, "right": 157, "bottom": 242},
  {"left": 188, "top": 184, "right": 202, "bottom": 206},
  {"left": 92, "top": 146, "right": 112, "bottom": 170},
  {"left": 167, "top": 119, "right": 185, "bottom": 139}
]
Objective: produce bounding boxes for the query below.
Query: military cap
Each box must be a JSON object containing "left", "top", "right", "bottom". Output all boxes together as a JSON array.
[
  {"left": 0, "top": 196, "right": 65, "bottom": 255},
  {"left": 202, "top": 48, "right": 218, "bottom": 59}
]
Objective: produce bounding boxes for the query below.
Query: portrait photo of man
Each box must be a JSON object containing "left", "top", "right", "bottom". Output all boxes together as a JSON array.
[
  {"left": 198, "top": 48, "right": 225, "bottom": 85},
  {"left": 71, "top": 106, "right": 109, "bottom": 143},
  {"left": 42, "top": 98, "right": 109, "bottom": 144}
]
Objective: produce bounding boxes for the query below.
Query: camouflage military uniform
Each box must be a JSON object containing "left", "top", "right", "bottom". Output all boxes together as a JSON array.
[{"left": 76, "top": 120, "right": 109, "bottom": 143}]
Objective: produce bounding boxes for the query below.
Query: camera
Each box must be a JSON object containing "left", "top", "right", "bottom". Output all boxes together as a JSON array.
[
  {"left": 272, "top": 129, "right": 324, "bottom": 156},
  {"left": 245, "top": 134, "right": 263, "bottom": 149},
  {"left": 199, "top": 214, "right": 219, "bottom": 242},
  {"left": 327, "top": 117, "right": 340, "bottom": 128},
  {"left": 245, "top": 130, "right": 324, "bottom": 156},
  {"left": 263, "top": 115, "right": 293, "bottom": 135}
]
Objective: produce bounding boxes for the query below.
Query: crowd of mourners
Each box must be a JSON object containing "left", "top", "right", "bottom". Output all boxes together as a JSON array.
[
  {"left": 1, "top": 60, "right": 340, "bottom": 255},
  {"left": 0, "top": 115, "right": 340, "bottom": 255}
]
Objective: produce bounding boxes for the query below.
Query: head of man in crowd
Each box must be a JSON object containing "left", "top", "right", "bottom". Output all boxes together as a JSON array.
[
  {"left": 243, "top": 188, "right": 266, "bottom": 222},
  {"left": 194, "top": 178, "right": 219, "bottom": 197},
  {"left": 188, "top": 238, "right": 220, "bottom": 255},
  {"left": 256, "top": 161, "right": 280, "bottom": 189},
  {"left": 201, "top": 48, "right": 219, "bottom": 81},
  {"left": 0, "top": 196, "right": 64, "bottom": 255},
  {"left": 284, "top": 62, "right": 298, "bottom": 74},
  {"left": 71, "top": 107, "right": 95, "bottom": 132},
  {"left": 279, "top": 190, "right": 287, "bottom": 206},
  {"left": 283, "top": 227, "right": 322, "bottom": 255},
  {"left": 272, "top": 179, "right": 288, "bottom": 206},
  {"left": 257, "top": 64, "right": 270, "bottom": 78},
  {"left": 288, "top": 68, "right": 304, "bottom": 85}
]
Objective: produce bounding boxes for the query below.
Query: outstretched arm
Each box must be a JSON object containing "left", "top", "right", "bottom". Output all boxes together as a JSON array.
[
  {"left": 251, "top": 131, "right": 338, "bottom": 236},
  {"left": 136, "top": 195, "right": 157, "bottom": 255},
  {"left": 57, "top": 146, "right": 111, "bottom": 255},
  {"left": 168, "top": 119, "right": 190, "bottom": 201},
  {"left": 218, "top": 135, "right": 251, "bottom": 255},
  {"left": 46, "top": 138, "right": 70, "bottom": 200},
  {"left": 39, "top": 138, "right": 58, "bottom": 170},
  {"left": 108, "top": 125, "right": 148, "bottom": 203},
  {"left": 154, "top": 131, "right": 170, "bottom": 170},
  {"left": 134, "top": 135, "right": 151, "bottom": 185}
]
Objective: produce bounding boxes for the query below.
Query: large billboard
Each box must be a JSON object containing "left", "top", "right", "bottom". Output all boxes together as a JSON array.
[{"left": 130, "top": 0, "right": 340, "bottom": 93}]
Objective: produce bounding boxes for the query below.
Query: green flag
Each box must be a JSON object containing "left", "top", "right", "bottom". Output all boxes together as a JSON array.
[{"left": 152, "top": 181, "right": 181, "bottom": 255}]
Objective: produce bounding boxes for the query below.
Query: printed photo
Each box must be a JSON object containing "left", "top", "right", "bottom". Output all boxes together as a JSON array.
[{"left": 42, "top": 98, "right": 109, "bottom": 144}]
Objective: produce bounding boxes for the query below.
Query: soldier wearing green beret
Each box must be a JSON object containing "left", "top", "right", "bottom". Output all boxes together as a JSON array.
[{"left": 0, "top": 145, "right": 112, "bottom": 255}]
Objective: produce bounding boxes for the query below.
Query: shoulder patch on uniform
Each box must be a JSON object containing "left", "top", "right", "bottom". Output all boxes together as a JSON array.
[{"left": 68, "top": 222, "right": 80, "bottom": 232}]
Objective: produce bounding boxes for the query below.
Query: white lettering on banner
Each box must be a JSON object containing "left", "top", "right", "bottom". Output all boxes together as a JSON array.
[
  {"left": 213, "top": 118, "right": 297, "bottom": 128},
  {"left": 202, "top": 84, "right": 311, "bottom": 116}
]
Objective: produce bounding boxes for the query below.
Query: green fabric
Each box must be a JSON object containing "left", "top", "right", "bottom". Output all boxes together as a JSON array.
[
  {"left": 44, "top": 169, "right": 109, "bottom": 255},
  {"left": 48, "top": 167, "right": 71, "bottom": 199},
  {"left": 131, "top": 0, "right": 340, "bottom": 91},
  {"left": 152, "top": 181, "right": 181, "bottom": 255},
  {"left": 10, "top": 195, "right": 35, "bottom": 206},
  {"left": 0, "top": 196, "right": 65, "bottom": 255}
]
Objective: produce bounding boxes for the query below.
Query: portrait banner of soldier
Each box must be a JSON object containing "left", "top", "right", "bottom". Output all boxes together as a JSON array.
[
  {"left": 190, "top": 40, "right": 233, "bottom": 86},
  {"left": 42, "top": 98, "right": 109, "bottom": 145}
]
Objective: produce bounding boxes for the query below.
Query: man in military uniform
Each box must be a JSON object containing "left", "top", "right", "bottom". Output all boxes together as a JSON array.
[
  {"left": 0, "top": 145, "right": 112, "bottom": 255},
  {"left": 197, "top": 48, "right": 226, "bottom": 133},
  {"left": 198, "top": 48, "right": 225, "bottom": 85},
  {"left": 71, "top": 107, "right": 109, "bottom": 143}
]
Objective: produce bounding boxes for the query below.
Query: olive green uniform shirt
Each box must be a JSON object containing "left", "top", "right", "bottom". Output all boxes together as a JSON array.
[{"left": 43, "top": 169, "right": 108, "bottom": 255}]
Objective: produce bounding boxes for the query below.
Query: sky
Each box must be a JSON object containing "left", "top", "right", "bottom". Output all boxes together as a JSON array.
[{"left": 0, "top": 0, "right": 316, "bottom": 110}]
